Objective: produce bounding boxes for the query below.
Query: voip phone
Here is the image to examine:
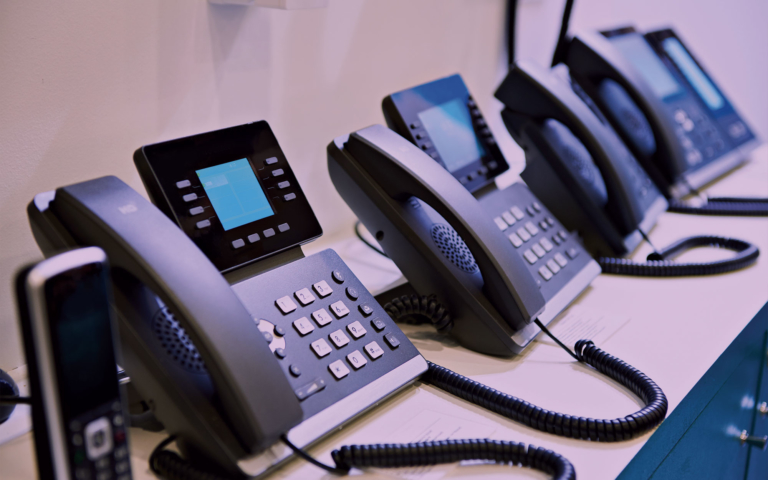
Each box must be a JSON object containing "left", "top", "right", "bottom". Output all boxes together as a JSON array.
[
  {"left": 364, "top": 73, "right": 599, "bottom": 355},
  {"left": 494, "top": 60, "right": 759, "bottom": 275},
  {"left": 26, "top": 121, "right": 668, "bottom": 479},
  {"left": 564, "top": 27, "right": 766, "bottom": 215}
]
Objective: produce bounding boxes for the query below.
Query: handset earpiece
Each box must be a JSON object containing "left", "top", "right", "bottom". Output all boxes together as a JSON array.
[
  {"left": 596, "top": 78, "right": 657, "bottom": 157},
  {"left": 538, "top": 118, "right": 609, "bottom": 208}
]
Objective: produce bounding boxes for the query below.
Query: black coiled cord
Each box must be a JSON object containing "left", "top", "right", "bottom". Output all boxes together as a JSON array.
[
  {"left": 332, "top": 439, "right": 575, "bottom": 480},
  {"left": 383, "top": 294, "right": 453, "bottom": 333},
  {"left": 598, "top": 235, "right": 759, "bottom": 276},
  {"left": 668, "top": 197, "right": 768, "bottom": 216}
]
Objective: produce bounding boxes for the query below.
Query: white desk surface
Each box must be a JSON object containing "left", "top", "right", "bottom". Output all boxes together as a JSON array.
[{"left": 1, "top": 147, "right": 767, "bottom": 480}]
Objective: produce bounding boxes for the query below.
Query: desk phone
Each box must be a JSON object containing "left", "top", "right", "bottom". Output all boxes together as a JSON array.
[{"left": 28, "top": 121, "right": 427, "bottom": 478}]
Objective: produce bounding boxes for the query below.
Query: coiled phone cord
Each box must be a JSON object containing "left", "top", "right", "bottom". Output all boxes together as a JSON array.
[{"left": 596, "top": 235, "right": 759, "bottom": 277}]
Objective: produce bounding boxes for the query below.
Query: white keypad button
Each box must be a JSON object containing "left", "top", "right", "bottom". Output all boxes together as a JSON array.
[
  {"left": 525, "top": 221, "right": 539, "bottom": 236},
  {"left": 532, "top": 244, "right": 546, "bottom": 258},
  {"left": 364, "top": 341, "right": 384, "bottom": 360},
  {"left": 517, "top": 227, "right": 531, "bottom": 242},
  {"left": 502, "top": 211, "right": 516, "bottom": 226},
  {"left": 329, "top": 329, "right": 350, "bottom": 348},
  {"left": 330, "top": 301, "right": 350, "bottom": 319},
  {"left": 523, "top": 249, "right": 538, "bottom": 264},
  {"left": 346, "top": 350, "right": 368, "bottom": 370},
  {"left": 510, "top": 206, "right": 525, "bottom": 220},
  {"left": 346, "top": 321, "right": 367, "bottom": 339},
  {"left": 294, "top": 288, "right": 315, "bottom": 306},
  {"left": 310, "top": 338, "right": 332, "bottom": 357},
  {"left": 493, "top": 216, "right": 508, "bottom": 230},
  {"left": 329, "top": 360, "right": 350, "bottom": 379},
  {"left": 312, "top": 280, "right": 333, "bottom": 298},
  {"left": 538, "top": 265, "right": 553, "bottom": 281},
  {"left": 539, "top": 237, "right": 554, "bottom": 252},
  {"left": 293, "top": 317, "right": 314, "bottom": 336},
  {"left": 508, "top": 232, "right": 523, "bottom": 248},
  {"left": 554, "top": 252, "right": 568, "bottom": 267},
  {"left": 546, "top": 259, "right": 561, "bottom": 274},
  {"left": 312, "top": 309, "right": 333, "bottom": 327},
  {"left": 276, "top": 296, "right": 297, "bottom": 314}
]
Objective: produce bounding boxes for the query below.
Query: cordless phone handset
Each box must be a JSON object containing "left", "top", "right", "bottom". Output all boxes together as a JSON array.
[
  {"left": 496, "top": 60, "right": 648, "bottom": 233},
  {"left": 345, "top": 125, "right": 545, "bottom": 330},
  {"left": 49, "top": 176, "right": 302, "bottom": 454}
]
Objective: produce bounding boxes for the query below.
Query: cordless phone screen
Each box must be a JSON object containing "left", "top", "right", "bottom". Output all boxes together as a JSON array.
[
  {"left": 196, "top": 158, "right": 275, "bottom": 231},
  {"left": 418, "top": 98, "right": 487, "bottom": 173},
  {"left": 661, "top": 37, "right": 725, "bottom": 111},
  {"left": 610, "top": 34, "right": 682, "bottom": 100},
  {"left": 46, "top": 263, "right": 119, "bottom": 420}
]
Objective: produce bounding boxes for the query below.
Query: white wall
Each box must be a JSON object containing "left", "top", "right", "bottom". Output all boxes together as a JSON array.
[{"left": 0, "top": 0, "right": 765, "bottom": 370}]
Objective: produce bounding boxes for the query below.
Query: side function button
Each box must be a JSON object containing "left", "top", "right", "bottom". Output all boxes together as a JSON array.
[
  {"left": 232, "top": 239, "right": 245, "bottom": 249},
  {"left": 539, "top": 220, "right": 549, "bottom": 231},
  {"left": 284, "top": 193, "right": 297, "bottom": 202},
  {"left": 313, "top": 280, "right": 333, "bottom": 297},
  {"left": 294, "top": 288, "right": 315, "bottom": 306},
  {"left": 329, "top": 329, "right": 350, "bottom": 348},
  {"left": 345, "top": 287, "right": 359, "bottom": 300},
  {"left": 196, "top": 220, "right": 211, "bottom": 230},
  {"left": 554, "top": 252, "right": 568, "bottom": 267},
  {"left": 189, "top": 206, "right": 205, "bottom": 216},
  {"left": 502, "top": 211, "right": 516, "bottom": 226},
  {"left": 295, "top": 378, "right": 326, "bottom": 400},
  {"left": 558, "top": 230, "right": 568, "bottom": 241},
  {"left": 329, "top": 360, "right": 350, "bottom": 379},
  {"left": 526, "top": 205, "right": 536, "bottom": 217},
  {"left": 263, "top": 228, "right": 276, "bottom": 238},
  {"left": 532, "top": 244, "right": 546, "bottom": 258},
  {"left": 510, "top": 206, "right": 525, "bottom": 220},
  {"left": 265, "top": 156, "right": 279, "bottom": 165},
  {"left": 546, "top": 259, "right": 561, "bottom": 274},
  {"left": 347, "top": 321, "right": 367, "bottom": 339},
  {"left": 332, "top": 270, "right": 345, "bottom": 283},
  {"left": 566, "top": 248, "right": 579, "bottom": 260},
  {"left": 540, "top": 238, "right": 554, "bottom": 252},
  {"left": 494, "top": 217, "right": 508, "bottom": 231},
  {"left": 330, "top": 301, "right": 350, "bottom": 319},
  {"left": 524, "top": 221, "right": 539, "bottom": 236},
  {"left": 290, "top": 365, "right": 302, "bottom": 378},
  {"left": 538, "top": 265, "right": 553, "bottom": 281},
  {"left": 347, "top": 350, "right": 368, "bottom": 370},
  {"left": 278, "top": 223, "right": 290, "bottom": 233},
  {"left": 276, "top": 296, "right": 297, "bottom": 314},
  {"left": 183, "top": 193, "right": 198, "bottom": 202},
  {"left": 371, "top": 318, "right": 386, "bottom": 331},
  {"left": 176, "top": 180, "right": 191, "bottom": 189},
  {"left": 272, "top": 169, "right": 285, "bottom": 177},
  {"left": 384, "top": 333, "right": 400, "bottom": 349},
  {"left": 310, "top": 338, "right": 332, "bottom": 358},
  {"left": 248, "top": 233, "right": 260, "bottom": 243},
  {"left": 312, "top": 309, "right": 333, "bottom": 327},
  {"left": 364, "top": 341, "right": 384, "bottom": 359},
  {"left": 358, "top": 304, "right": 374, "bottom": 316},
  {"left": 278, "top": 181, "right": 290, "bottom": 189},
  {"left": 533, "top": 202, "right": 542, "bottom": 212}
]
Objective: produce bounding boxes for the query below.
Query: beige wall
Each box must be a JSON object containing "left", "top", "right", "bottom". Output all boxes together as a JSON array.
[{"left": 1, "top": 0, "right": 765, "bottom": 370}]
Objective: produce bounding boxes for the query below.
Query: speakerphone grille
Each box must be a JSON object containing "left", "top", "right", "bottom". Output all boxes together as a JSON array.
[
  {"left": 153, "top": 307, "right": 207, "bottom": 373},
  {"left": 430, "top": 224, "right": 479, "bottom": 274}
]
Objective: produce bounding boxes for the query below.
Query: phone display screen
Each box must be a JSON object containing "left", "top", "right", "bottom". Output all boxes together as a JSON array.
[
  {"left": 418, "top": 98, "right": 487, "bottom": 173},
  {"left": 610, "top": 34, "right": 682, "bottom": 100},
  {"left": 196, "top": 158, "right": 275, "bottom": 231},
  {"left": 46, "top": 263, "right": 120, "bottom": 420},
  {"left": 662, "top": 37, "right": 725, "bottom": 111}
]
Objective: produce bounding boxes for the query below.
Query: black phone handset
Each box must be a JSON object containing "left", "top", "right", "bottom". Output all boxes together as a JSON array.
[
  {"left": 566, "top": 29, "right": 767, "bottom": 215},
  {"left": 29, "top": 176, "right": 303, "bottom": 470},
  {"left": 345, "top": 125, "right": 545, "bottom": 330},
  {"left": 496, "top": 60, "right": 759, "bottom": 276}
]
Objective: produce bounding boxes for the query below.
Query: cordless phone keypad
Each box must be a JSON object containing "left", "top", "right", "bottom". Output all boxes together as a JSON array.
[{"left": 69, "top": 402, "right": 131, "bottom": 480}]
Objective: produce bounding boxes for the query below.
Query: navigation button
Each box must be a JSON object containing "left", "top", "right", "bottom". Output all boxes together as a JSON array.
[
  {"left": 272, "top": 169, "right": 285, "bottom": 177},
  {"left": 183, "top": 193, "right": 198, "bottom": 202},
  {"left": 312, "top": 309, "right": 333, "bottom": 327},
  {"left": 329, "top": 360, "right": 350, "bottom": 379},
  {"left": 278, "top": 181, "right": 290, "bottom": 189},
  {"left": 347, "top": 350, "right": 368, "bottom": 370},
  {"left": 176, "top": 180, "right": 191, "bottom": 189},
  {"left": 263, "top": 228, "right": 276, "bottom": 238},
  {"left": 278, "top": 223, "right": 290, "bottom": 233},
  {"left": 189, "top": 206, "right": 205, "bottom": 216},
  {"left": 310, "top": 339, "right": 332, "bottom": 358},
  {"left": 276, "top": 296, "right": 297, "bottom": 314},
  {"left": 248, "top": 233, "right": 260, "bottom": 243},
  {"left": 284, "top": 193, "right": 296, "bottom": 202},
  {"left": 232, "top": 239, "right": 245, "bottom": 249},
  {"left": 196, "top": 220, "right": 211, "bottom": 230},
  {"left": 265, "top": 157, "right": 279, "bottom": 165}
]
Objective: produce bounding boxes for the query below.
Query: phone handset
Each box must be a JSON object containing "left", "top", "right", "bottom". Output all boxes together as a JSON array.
[
  {"left": 48, "top": 176, "right": 302, "bottom": 454},
  {"left": 495, "top": 60, "right": 652, "bottom": 235},
  {"left": 345, "top": 125, "right": 545, "bottom": 330}
]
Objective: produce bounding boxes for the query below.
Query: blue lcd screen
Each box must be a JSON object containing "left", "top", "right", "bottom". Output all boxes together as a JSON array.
[
  {"left": 662, "top": 37, "right": 725, "bottom": 111},
  {"left": 610, "top": 34, "right": 682, "bottom": 100},
  {"left": 418, "top": 98, "right": 487, "bottom": 173},
  {"left": 196, "top": 159, "right": 274, "bottom": 231}
]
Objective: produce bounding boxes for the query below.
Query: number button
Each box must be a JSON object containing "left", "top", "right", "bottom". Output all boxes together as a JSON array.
[
  {"left": 312, "top": 309, "right": 333, "bottom": 327},
  {"left": 276, "top": 296, "right": 297, "bottom": 314},
  {"left": 313, "top": 280, "right": 333, "bottom": 298},
  {"left": 330, "top": 301, "right": 350, "bottom": 319},
  {"left": 329, "top": 329, "right": 350, "bottom": 348},
  {"left": 364, "top": 341, "right": 384, "bottom": 360},
  {"left": 346, "top": 350, "right": 368, "bottom": 370},
  {"left": 346, "top": 321, "right": 367, "bottom": 339},
  {"left": 328, "top": 360, "right": 350, "bottom": 379},
  {"left": 293, "top": 317, "right": 314, "bottom": 336},
  {"left": 294, "top": 288, "right": 316, "bottom": 306},
  {"left": 310, "top": 339, "right": 332, "bottom": 358}
]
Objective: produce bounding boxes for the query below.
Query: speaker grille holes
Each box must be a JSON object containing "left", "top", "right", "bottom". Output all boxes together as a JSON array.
[
  {"left": 431, "top": 224, "right": 479, "bottom": 273},
  {"left": 153, "top": 307, "right": 207, "bottom": 373}
]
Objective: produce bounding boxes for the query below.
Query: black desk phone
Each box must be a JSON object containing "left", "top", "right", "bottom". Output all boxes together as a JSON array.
[
  {"left": 565, "top": 27, "right": 761, "bottom": 199},
  {"left": 28, "top": 121, "right": 427, "bottom": 477}
]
